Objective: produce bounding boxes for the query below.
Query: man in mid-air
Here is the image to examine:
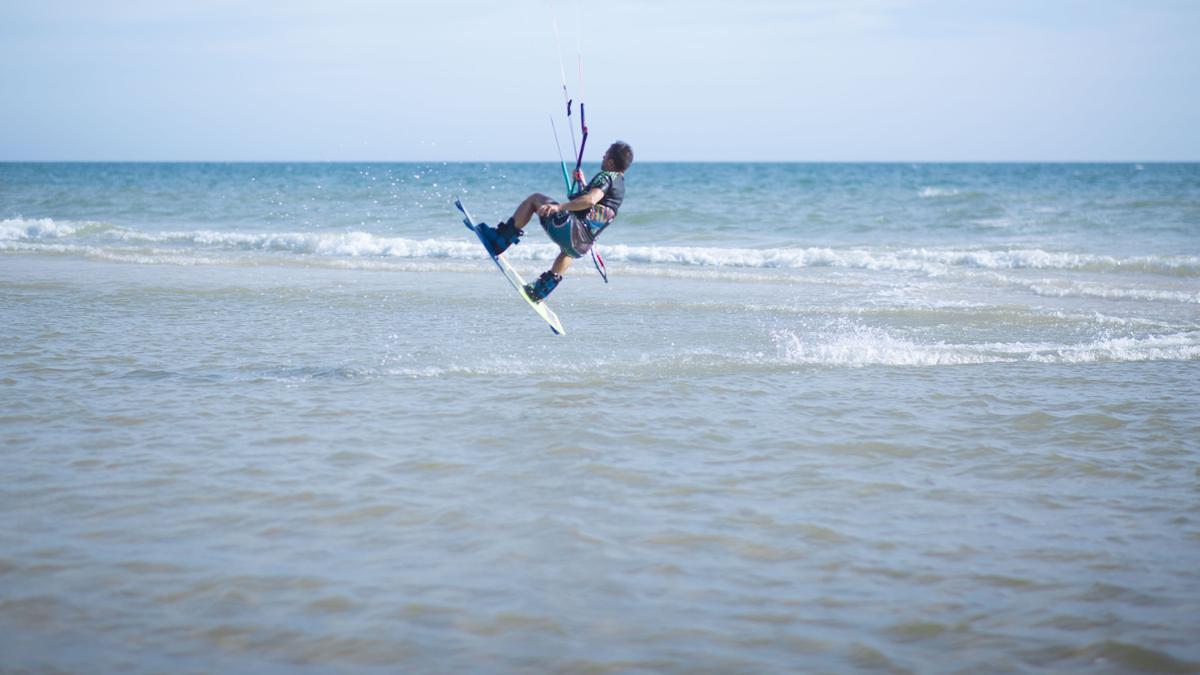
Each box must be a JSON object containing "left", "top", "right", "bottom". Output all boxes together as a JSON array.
[{"left": 477, "top": 140, "right": 633, "bottom": 302}]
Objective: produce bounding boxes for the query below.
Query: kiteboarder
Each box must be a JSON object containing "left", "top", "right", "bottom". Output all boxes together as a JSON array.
[{"left": 477, "top": 140, "right": 633, "bottom": 301}]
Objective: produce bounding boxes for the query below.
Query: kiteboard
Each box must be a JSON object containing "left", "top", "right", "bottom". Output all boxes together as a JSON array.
[{"left": 455, "top": 197, "right": 565, "bottom": 336}]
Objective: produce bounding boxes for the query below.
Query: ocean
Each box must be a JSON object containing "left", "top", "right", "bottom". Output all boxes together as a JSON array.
[{"left": 2, "top": 162, "right": 1198, "bottom": 673}]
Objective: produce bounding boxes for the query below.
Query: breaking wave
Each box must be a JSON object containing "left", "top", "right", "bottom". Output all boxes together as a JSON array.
[
  {"left": 4, "top": 218, "right": 1198, "bottom": 278},
  {"left": 770, "top": 323, "right": 1200, "bottom": 367}
]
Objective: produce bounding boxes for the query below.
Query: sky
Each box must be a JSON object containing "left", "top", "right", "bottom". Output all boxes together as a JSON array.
[{"left": 1, "top": 0, "right": 1198, "bottom": 161}]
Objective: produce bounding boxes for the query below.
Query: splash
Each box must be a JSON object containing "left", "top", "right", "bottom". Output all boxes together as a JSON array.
[{"left": 770, "top": 321, "right": 1200, "bottom": 367}]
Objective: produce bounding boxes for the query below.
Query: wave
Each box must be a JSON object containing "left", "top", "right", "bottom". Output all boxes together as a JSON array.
[
  {"left": 0, "top": 217, "right": 110, "bottom": 240},
  {"left": 216, "top": 329, "right": 1200, "bottom": 383},
  {"left": 1, "top": 218, "right": 533, "bottom": 261},
  {"left": 986, "top": 274, "right": 1200, "bottom": 304},
  {"left": 770, "top": 323, "right": 1200, "bottom": 367},
  {"left": 4, "top": 217, "right": 1199, "bottom": 278},
  {"left": 239, "top": 328, "right": 1200, "bottom": 381},
  {"left": 595, "top": 244, "right": 1200, "bottom": 276},
  {"left": 919, "top": 187, "right": 961, "bottom": 198},
  {"left": 0, "top": 240, "right": 491, "bottom": 274}
]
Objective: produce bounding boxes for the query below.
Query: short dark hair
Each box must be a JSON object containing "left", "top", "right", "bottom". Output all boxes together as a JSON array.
[{"left": 607, "top": 141, "right": 633, "bottom": 172}]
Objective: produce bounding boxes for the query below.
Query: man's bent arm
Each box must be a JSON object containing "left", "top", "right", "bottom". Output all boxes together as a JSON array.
[{"left": 555, "top": 188, "right": 605, "bottom": 213}]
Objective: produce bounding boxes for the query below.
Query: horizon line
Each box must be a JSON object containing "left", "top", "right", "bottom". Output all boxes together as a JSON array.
[{"left": 2, "top": 159, "right": 1198, "bottom": 165}]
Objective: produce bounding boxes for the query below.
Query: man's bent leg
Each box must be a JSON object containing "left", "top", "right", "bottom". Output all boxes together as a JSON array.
[
  {"left": 512, "top": 193, "right": 554, "bottom": 230},
  {"left": 551, "top": 252, "right": 573, "bottom": 277},
  {"left": 480, "top": 193, "right": 547, "bottom": 257}
]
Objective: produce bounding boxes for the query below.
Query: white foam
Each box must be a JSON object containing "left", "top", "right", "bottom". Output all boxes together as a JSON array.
[
  {"left": 1026, "top": 332, "right": 1200, "bottom": 363},
  {"left": 5, "top": 218, "right": 1199, "bottom": 278},
  {"left": 1022, "top": 279, "right": 1199, "bottom": 304},
  {"left": 0, "top": 239, "right": 491, "bottom": 274},
  {"left": 0, "top": 217, "right": 86, "bottom": 240},
  {"left": 971, "top": 217, "right": 1017, "bottom": 229},
  {"left": 1031, "top": 309, "right": 1185, "bottom": 330},
  {"left": 919, "top": 187, "right": 961, "bottom": 198},
  {"left": 772, "top": 324, "right": 1005, "bottom": 367},
  {"left": 0, "top": 240, "right": 247, "bottom": 267},
  {"left": 103, "top": 226, "right": 569, "bottom": 262},
  {"left": 770, "top": 322, "right": 1200, "bottom": 367},
  {"left": 587, "top": 243, "right": 1200, "bottom": 277}
]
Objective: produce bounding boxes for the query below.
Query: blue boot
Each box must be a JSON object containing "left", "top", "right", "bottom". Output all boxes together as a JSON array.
[
  {"left": 478, "top": 218, "right": 521, "bottom": 256},
  {"left": 524, "top": 271, "right": 562, "bottom": 302}
]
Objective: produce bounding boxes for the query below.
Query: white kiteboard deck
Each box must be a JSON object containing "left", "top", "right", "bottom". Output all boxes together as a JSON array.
[{"left": 455, "top": 197, "right": 565, "bottom": 336}]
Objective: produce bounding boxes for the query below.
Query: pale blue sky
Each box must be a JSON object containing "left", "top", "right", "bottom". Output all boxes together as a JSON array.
[{"left": 2, "top": 0, "right": 1197, "bottom": 161}]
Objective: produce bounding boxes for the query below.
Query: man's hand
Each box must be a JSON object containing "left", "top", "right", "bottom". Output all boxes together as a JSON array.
[{"left": 537, "top": 203, "right": 561, "bottom": 218}]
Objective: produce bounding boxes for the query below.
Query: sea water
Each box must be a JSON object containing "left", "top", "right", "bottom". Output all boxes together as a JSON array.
[{"left": 2, "top": 162, "right": 1198, "bottom": 673}]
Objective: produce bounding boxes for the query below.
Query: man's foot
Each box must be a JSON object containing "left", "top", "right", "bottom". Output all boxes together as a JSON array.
[
  {"left": 524, "top": 271, "right": 562, "bottom": 302},
  {"left": 478, "top": 218, "right": 521, "bottom": 257}
]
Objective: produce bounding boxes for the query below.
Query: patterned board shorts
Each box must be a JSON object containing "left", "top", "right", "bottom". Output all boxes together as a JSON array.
[{"left": 539, "top": 208, "right": 594, "bottom": 259}]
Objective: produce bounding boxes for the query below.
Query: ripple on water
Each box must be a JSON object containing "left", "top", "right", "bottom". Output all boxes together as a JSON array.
[
  {"left": 304, "top": 596, "right": 358, "bottom": 614},
  {"left": 1075, "top": 582, "right": 1161, "bottom": 606},
  {"left": 1067, "top": 413, "right": 1128, "bottom": 430},
  {"left": 847, "top": 642, "right": 903, "bottom": 671},
  {"left": 324, "top": 449, "right": 384, "bottom": 464},
  {"left": 458, "top": 612, "right": 567, "bottom": 638},
  {"left": 318, "top": 503, "right": 400, "bottom": 525},
  {"left": 251, "top": 434, "right": 313, "bottom": 447},
  {"left": 971, "top": 573, "right": 1040, "bottom": 590},
  {"left": 1023, "top": 640, "right": 1200, "bottom": 674},
  {"left": 886, "top": 620, "right": 950, "bottom": 642}
]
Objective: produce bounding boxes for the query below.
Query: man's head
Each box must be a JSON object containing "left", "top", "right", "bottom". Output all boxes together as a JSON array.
[{"left": 603, "top": 141, "right": 634, "bottom": 172}]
